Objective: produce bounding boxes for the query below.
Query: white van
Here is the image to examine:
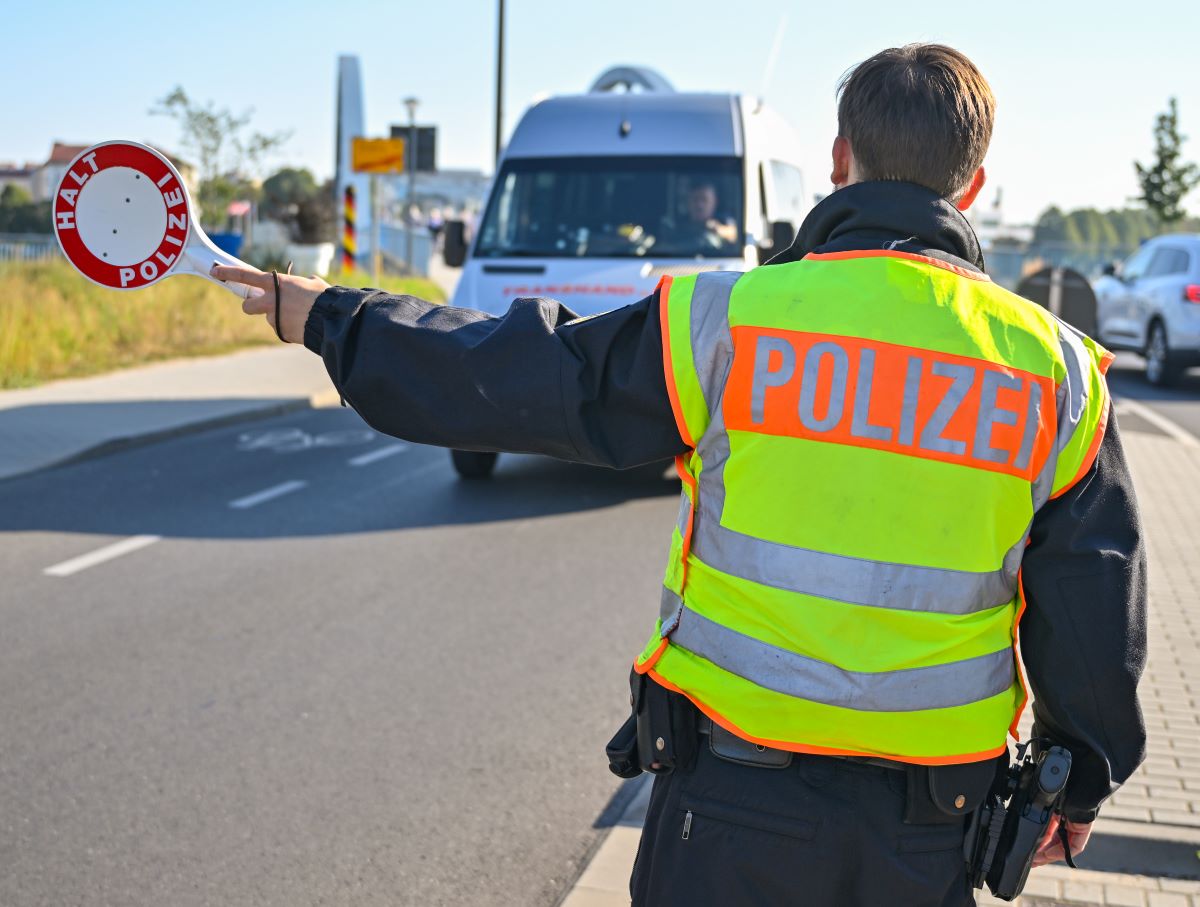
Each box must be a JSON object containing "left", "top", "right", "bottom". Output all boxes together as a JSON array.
[{"left": 441, "top": 67, "right": 810, "bottom": 478}]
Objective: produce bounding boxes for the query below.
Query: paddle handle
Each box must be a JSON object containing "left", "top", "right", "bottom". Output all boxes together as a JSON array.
[{"left": 184, "top": 229, "right": 264, "bottom": 299}]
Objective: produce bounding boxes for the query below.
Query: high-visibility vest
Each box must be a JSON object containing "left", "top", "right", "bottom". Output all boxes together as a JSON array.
[{"left": 635, "top": 250, "right": 1113, "bottom": 765}]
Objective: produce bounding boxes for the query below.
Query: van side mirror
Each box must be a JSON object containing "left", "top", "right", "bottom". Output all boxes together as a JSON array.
[
  {"left": 1102, "top": 262, "right": 1118, "bottom": 278},
  {"left": 757, "top": 220, "right": 796, "bottom": 265},
  {"left": 443, "top": 220, "right": 469, "bottom": 268}
]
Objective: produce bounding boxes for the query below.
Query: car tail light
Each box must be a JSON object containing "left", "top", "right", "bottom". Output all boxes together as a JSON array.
[{"left": 1187, "top": 284, "right": 1200, "bottom": 303}]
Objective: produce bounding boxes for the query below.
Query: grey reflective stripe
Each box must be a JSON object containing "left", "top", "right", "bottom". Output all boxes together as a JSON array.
[
  {"left": 799, "top": 342, "right": 849, "bottom": 432},
  {"left": 898, "top": 355, "right": 923, "bottom": 446},
  {"left": 689, "top": 506, "right": 1016, "bottom": 614},
  {"left": 688, "top": 271, "right": 740, "bottom": 422},
  {"left": 675, "top": 491, "right": 690, "bottom": 536},
  {"left": 920, "top": 361, "right": 974, "bottom": 455},
  {"left": 750, "top": 335, "right": 796, "bottom": 424},
  {"left": 660, "top": 586, "right": 685, "bottom": 633},
  {"left": 852, "top": 348, "right": 892, "bottom": 442},
  {"left": 974, "top": 369, "right": 1022, "bottom": 464},
  {"left": 1031, "top": 323, "right": 1093, "bottom": 512},
  {"left": 1056, "top": 325, "right": 1092, "bottom": 451},
  {"left": 667, "top": 602, "right": 1015, "bottom": 712}
]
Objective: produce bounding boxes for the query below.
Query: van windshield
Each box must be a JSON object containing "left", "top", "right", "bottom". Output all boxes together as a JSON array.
[{"left": 475, "top": 156, "right": 744, "bottom": 259}]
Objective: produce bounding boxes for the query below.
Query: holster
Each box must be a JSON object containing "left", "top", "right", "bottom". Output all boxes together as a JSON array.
[
  {"left": 903, "top": 755, "right": 1006, "bottom": 824},
  {"left": 606, "top": 669, "right": 698, "bottom": 778}
]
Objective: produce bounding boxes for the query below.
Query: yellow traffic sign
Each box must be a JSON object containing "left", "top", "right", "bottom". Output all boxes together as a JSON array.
[{"left": 352, "top": 137, "right": 405, "bottom": 174}]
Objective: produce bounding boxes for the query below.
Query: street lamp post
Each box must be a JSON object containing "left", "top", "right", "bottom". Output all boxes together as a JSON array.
[
  {"left": 495, "top": 0, "right": 505, "bottom": 166},
  {"left": 404, "top": 96, "right": 419, "bottom": 275}
]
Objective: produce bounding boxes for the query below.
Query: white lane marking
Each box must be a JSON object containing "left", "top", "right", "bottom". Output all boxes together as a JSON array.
[
  {"left": 1113, "top": 397, "right": 1200, "bottom": 449},
  {"left": 348, "top": 443, "right": 408, "bottom": 467},
  {"left": 228, "top": 480, "right": 308, "bottom": 510},
  {"left": 44, "top": 535, "right": 162, "bottom": 577}
]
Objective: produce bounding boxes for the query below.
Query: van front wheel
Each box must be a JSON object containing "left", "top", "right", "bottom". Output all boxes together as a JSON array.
[{"left": 451, "top": 449, "right": 499, "bottom": 479}]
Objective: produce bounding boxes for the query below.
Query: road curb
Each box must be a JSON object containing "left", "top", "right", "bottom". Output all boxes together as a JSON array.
[{"left": 0, "top": 389, "right": 343, "bottom": 484}]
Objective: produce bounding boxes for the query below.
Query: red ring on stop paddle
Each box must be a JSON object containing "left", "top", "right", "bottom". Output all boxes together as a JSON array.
[{"left": 53, "top": 142, "right": 191, "bottom": 290}]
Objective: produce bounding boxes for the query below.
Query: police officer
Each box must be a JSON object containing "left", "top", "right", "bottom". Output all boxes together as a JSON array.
[{"left": 217, "top": 43, "right": 1146, "bottom": 907}]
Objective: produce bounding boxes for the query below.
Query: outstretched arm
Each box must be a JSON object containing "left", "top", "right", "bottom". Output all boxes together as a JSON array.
[{"left": 214, "top": 264, "right": 687, "bottom": 468}]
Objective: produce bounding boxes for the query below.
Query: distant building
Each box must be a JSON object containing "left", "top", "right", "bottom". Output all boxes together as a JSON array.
[
  {"left": 389, "top": 168, "right": 492, "bottom": 216},
  {"left": 0, "top": 162, "right": 37, "bottom": 198},
  {"left": 26, "top": 142, "right": 197, "bottom": 202},
  {"left": 968, "top": 189, "right": 1035, "bottom": 290},
  {"left": 32, "top": 143, "right": 91, "bottom": 201}
]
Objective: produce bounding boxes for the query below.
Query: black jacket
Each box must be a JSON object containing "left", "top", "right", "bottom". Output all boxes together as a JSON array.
[{"left": 304, "top": 180, "right": 1147, "bottom": 822}]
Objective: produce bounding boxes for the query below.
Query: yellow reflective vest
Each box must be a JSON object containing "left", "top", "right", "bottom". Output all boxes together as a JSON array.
[{"left": 635, "top": 250, "right": 1113, "bottom": 765}]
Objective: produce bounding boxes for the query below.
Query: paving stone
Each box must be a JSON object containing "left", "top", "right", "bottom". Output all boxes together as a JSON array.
[
  {"left": 1062, "top": 879, "right": 1109, "bottom": 903},
  {"left": 1105, "top": 886, "right": 1148, "bottom": 906},
  {"left": 1022, "top": 874, "right": 1063, "bottom": 899},
  {"left": 1159, "top": 879, "right": 1200, "bottom": 894},
  {"left": 1146, "top": 893, "right": 1190, "bottom": 907}
]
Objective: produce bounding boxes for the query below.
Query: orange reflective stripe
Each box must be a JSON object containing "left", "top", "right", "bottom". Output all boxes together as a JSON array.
[
  {"left": 803, "top": 249, "right": 992, "bottom": 282},
  {"left": 658, "top": 275, "right": 694, "bottom": 448},
  {"left": 724, "top": 326, "right": 1057, "bottom": 480},
  {"left": 675, "top": 455, "right": 697, "bottom": 589},
  {"left": 635, "top": 638, "right": 669, "bottom": 673},
  {"left": 643, "top": 670, "right": 1007, "bottom": 766},
  {"left": 1049, "top": 383, "right": 1110, "bottom": 501}
]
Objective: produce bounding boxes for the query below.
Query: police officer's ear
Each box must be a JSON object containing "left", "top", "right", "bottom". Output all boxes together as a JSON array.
[
  {"left": 831, "top": 136, "right": 854, "bottom": 189},
  {"left": 955, "top": 166, "right": 987, "bottom": 211}
]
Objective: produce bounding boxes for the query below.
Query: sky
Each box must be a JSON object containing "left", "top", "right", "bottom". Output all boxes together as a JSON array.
[{"left": 4, "top": 0, "right": 1198, "bottom": 224}]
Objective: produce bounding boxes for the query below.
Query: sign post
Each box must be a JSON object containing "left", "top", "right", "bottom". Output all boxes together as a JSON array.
[{"left": 351, "top": 137, "right": 405, "bottom": 285}]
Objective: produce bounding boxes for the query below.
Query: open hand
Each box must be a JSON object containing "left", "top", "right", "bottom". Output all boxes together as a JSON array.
[
  {"left": 211, "top": 264, "right": 330, "bottom": 344},
  {"left": 1032, "top": 814, "right": 1092, "bottom": 867}
]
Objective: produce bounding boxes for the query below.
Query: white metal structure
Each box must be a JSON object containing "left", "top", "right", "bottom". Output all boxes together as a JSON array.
[
  {"left": 1094, "top": 234, "right": 1200, "bottom": 385},
  {"left": 445, "top": 67, "right": 809, "bottom": 477}
]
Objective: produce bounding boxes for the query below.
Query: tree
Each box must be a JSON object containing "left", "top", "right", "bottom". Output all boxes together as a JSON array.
[
  {"left": 0, "top": 184, "right": 33, "bottom": 208},
  {"left": 261, "top": 167, "right": 318, "bottom": 221},
  {"left": 1034, "top": 206, "right": 1067, "bottom": 243},
  {"left": 151, "top": 86, "right": 288, "bottom": 228},
  {"left": 1135, "top": 98, "right": 1200, "bottom": 226},
  {"left": 260, "top": 168, "right": 335, "bottom": 244}
]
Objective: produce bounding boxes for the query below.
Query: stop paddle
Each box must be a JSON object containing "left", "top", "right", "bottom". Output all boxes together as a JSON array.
[{"left": 52, "top": 140, "right": 263, "bottom": 299}]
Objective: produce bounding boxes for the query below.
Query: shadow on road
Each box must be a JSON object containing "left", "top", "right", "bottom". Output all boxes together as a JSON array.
[{"left": 0, "top": 403, "right": 681, "bottom": 541}]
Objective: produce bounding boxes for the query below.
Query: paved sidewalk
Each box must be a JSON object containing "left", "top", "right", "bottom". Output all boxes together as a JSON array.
[
  {"left": 561, "top": 420, "right": 1200, "bottom": 907},
  {"left": 0, "top": 346, "right": 338, "bottom": 480}
]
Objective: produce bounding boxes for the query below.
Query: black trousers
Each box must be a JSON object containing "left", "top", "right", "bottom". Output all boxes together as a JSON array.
[{"left": 630, "top": 740, "right": 976, "bottom": 906}]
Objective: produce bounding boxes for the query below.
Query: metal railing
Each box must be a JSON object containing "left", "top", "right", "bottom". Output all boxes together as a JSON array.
[{"left": 0, "top": 233, "right": 59, "bottom": 263}]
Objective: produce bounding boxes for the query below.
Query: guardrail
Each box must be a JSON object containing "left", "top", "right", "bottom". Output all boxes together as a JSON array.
[{"left": 0, "top": 234, "right": 59, "bottom": 263}]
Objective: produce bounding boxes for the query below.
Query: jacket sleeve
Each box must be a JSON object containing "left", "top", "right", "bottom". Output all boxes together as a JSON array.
[
  {"left": 1019, "top": 410, "right": 1148, "bottom": 822},
  {"left": 302, "top": 287, "right": 687, "bottom": 468}
]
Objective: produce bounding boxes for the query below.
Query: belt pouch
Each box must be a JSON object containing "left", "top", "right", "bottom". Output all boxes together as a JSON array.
[{"left": 905, "top": 760, "right": 1000, "bottom": 824}]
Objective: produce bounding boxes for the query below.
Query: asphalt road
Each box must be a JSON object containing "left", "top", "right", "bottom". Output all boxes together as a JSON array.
[
  {"left": 1, "top": 352, "right": 1198, "bottom": 907},
  {"left": 0, "top": 408, "right": 677, "bottom": 907},
  {"left": 1107, "top": 351, "right": 1200, "bottom": 440}
]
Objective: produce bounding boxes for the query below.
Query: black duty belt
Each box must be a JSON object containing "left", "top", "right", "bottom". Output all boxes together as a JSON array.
[{"left": 698, "top": 717, "right": 905, "bottom": 772}]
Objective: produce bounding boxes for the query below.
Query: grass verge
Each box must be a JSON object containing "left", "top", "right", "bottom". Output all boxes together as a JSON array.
[{"left": 0, "top": 260, "right": 444, "bottom": 389}]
